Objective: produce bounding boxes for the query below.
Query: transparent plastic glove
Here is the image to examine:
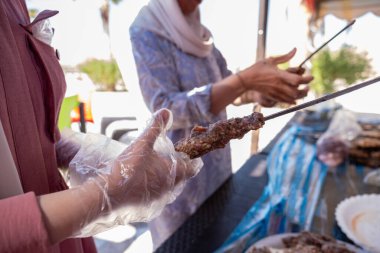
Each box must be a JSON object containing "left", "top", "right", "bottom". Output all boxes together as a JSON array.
[
  {"left": 364, "top": 169, "right": 380, "bottom": 187},
  {"left": 317, "top": 109, "right": 361, "bottom": 167},
  {"left": 31, "top": 19, "right": 54, "bottom": 45},
  {"left": 55, "top": 128, "right": 86, "bottom": 169},
  {"left": 68, "top": 109, "right": 203, "bottom": 237}
]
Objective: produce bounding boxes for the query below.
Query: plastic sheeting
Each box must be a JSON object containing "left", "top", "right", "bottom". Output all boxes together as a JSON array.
[{"left": 216, "top": 106, "right": 380, "bottom": 253}]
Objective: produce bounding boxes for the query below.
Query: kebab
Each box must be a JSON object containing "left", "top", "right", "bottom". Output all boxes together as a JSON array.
[
  {"left": 175, "top": 20, "right": 368, "bottom": 159},
  {"left": 175, "top": 112, "right": 265, "bottom": 159},
  {"left": 174, "top": 76, "right": 380, "bottom": 159}
]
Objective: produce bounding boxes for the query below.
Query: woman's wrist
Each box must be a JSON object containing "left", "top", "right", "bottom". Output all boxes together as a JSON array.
[
  {"left": 210, "top": 73, "right": 248, "bottom": 114},
  {"left": 235, "top": 72, "right": 248, "bottom": 93}
]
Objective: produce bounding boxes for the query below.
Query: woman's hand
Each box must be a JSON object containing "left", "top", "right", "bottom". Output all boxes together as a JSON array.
[
  {"left": 253, "top": 92, "right": 277, "bottom": 107},
  {"left": 237, "top": 48, "right": 313, "bottom": 105},
  {"left": 106, "top": 109, "right": 200, "bottom": 205},
  {"left": 68, "top": 108, "right": 203, "bottom": 236},
  {"left": 232, "top": 90, "right": 277, "bottom": 107}
]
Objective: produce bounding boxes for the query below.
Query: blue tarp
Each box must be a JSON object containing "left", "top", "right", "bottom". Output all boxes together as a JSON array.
[{"left": 216, "top": 121, "right": 329, "bottom": 253}]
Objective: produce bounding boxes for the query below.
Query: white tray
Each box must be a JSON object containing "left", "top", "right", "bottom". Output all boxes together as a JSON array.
[{"left": 336, "top": 194, "right": 380, "bottom": 253}]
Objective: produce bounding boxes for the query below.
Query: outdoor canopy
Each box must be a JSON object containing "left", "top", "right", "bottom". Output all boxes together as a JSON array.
[{"left": 303, "top": 0, "right": 380, "bottom": 22}]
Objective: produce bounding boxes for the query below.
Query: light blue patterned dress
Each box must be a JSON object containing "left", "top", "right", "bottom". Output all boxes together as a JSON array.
[{"left": 130, "top": 25, "right": 233, "bottom": 246}]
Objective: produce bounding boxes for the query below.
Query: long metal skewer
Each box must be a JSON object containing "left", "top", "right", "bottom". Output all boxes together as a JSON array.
[
  {"left": 298, "top": 19, "right": 356, "bottom": 68},
  {"left": 264, "top": 76, "right": 380, "bottom": 121}
]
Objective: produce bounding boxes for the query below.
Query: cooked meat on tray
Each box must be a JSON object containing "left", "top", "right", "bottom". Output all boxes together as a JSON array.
[
  {"left": 248, "top": 231, "right": 355, "bottom": 253},
  {"left": 174, "top": 112, "right": 265, "bottom": 159},
  {"left": 348, "top": 122, "right": 380, "bottom": 168}
]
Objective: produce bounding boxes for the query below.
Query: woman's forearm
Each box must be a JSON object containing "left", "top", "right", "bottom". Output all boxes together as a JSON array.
[
  {"left": 37, "top": 182, "right": 102, "bottom": 244},
  {"left": 210, "top": 74, "right": 245, "bottom": 115}
]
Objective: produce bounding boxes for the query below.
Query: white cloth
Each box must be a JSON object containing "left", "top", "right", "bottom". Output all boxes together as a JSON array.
[{"left": 132, "top": 0, "right": 213, "bottom": 57}]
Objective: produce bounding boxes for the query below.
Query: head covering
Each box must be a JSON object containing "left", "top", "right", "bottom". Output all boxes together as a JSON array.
[{"left": 132, "top": 0, "right": 213, "bottom": 57}]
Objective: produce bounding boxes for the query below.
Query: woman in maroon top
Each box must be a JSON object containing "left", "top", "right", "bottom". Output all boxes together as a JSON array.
[{"left": 0, "top": 1, "right": 200, "bottom": 252}]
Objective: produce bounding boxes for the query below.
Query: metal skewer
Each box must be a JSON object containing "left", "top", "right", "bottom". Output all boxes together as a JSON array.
[
  {"left": 298, "top": 19, "right": 356, "bottom": 68},
  {"left": 264, "top": 76, "right": 380, "bottom": 121}
]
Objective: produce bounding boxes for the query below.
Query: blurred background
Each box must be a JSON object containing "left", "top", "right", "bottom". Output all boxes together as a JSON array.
[{"left": 25, "top": 0, "right": 380, "bottom": 252}]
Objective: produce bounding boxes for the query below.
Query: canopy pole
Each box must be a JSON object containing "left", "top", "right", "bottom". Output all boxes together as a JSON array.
[{"left": 250, "top": 0, "right": 269, "bottom": 154}]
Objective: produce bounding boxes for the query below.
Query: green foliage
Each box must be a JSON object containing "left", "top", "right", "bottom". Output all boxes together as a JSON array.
[
  {"left": 28, "top": 8, "right": 39, "bottom": 19},
  {"left": 310, "top": 45, "right": 373, "bottom": 95},
  {"left": 78, "top": 58, "right": 124, "bottom": 91}
]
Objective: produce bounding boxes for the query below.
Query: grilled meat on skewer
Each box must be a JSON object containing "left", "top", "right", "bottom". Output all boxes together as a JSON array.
[{"left": 174, "top": 112, "right": 265, "bottom": 159}]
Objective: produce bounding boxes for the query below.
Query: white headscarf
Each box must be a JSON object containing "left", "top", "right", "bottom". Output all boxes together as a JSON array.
[{"left": 132, "top": 0, "right": 213, "bottom": 58}]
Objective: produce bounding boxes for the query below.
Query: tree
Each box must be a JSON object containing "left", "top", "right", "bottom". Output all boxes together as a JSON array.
[
  {"left": 77, "top": 0, "right": 126, "bottom": 91},
  {"left": 99, "top": 0, "right": 123, "bottom": 58},
  {"left": 28, "top": 8, "right": 38, "bottom": 19},
  {"left": 310, "top": 45, "right": 374, "bottom": 96},
  {"left": 98, "top": 0, "right": 127, "bottom": 91},
  {"left": 78, "top": 58, "right": 124, "bottom": 91},
  {"left": 100, "top": 0, "right": 123, "bottom": 36}
]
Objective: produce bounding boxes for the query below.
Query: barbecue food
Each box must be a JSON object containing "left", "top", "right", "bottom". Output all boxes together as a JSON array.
[
  {"left": 174, "top": 112, "right": 265, "bottom": 159},
  {"left": 248, "top": 231, "right": 355, "bottom": 253},
  {"left": 349, "top": 123, "right": 380, "bottom": 168}
]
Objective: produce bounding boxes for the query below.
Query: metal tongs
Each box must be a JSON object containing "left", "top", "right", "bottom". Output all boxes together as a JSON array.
[
  {"left": 264, "top": 76, "right": 380, "bottom": 121},
  {"left": 264, "top": 19, "right": 372, "bottom": 121},
  {"left": 298, "top": 19, "right": 356, "bottom": 68}
]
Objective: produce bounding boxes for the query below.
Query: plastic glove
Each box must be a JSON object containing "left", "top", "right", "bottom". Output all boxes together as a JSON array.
[
  {"left": 68, "top": 108, "right": 203, "bottom": 237},
  {"left": 317, "top": 109, "right": 361, "bottom": 167},
  {"left": 55, "top": 129, "right": 86, "bottom": 169},
  {"left": 32, "top": 18, "right": 54, "bottom": 45},
  {"left": 364, "top": 169, "right": 380, "bottom": 187}
]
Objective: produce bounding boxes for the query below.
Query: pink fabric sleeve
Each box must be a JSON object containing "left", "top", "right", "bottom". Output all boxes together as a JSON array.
[{"left": 0, "top": 192, "right": 50, "bottom": 253}]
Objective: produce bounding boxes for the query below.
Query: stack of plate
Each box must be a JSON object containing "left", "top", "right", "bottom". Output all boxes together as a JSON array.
[{"left": 336, "top": 194, "right": 380, "bottom": 253}]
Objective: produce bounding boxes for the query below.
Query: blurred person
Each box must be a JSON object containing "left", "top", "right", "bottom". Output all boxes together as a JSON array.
[
  {"left": 129, "top": 0, "right": 313, "bottom": 248},
  {"left": 0, "top": 1, "right": 201, "bottom": 252}
]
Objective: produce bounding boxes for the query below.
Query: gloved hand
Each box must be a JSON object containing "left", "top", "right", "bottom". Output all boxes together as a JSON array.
[
  {"left": 68, "top": 108, "right": 203, "bottom": 236},
  {"left": 55, "top": 129, "right": 85, "bottom": 169}
]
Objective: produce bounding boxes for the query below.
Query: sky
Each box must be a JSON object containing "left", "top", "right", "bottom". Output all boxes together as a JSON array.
[
  {"left": 24, "top": 0, "right": 380, "bottom": 171},
  {"left": 26, "top": 0, "right": 111, "bottom": 65},
  {"left": 25, "top": 0, "right": 262, "bottom": 89},
  {"left": 25, "top": 0, "right": 380, "bottom": 73},
  {"left": 25, "top": 0, "right": 380, "bottom": 118}
]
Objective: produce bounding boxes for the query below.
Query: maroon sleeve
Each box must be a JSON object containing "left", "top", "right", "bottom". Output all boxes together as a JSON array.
[{"left": 0, "top": 192, "right": 50, "bottom": 253}]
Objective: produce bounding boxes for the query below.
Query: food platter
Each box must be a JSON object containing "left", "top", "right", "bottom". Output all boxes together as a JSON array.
[
  {"left": 246, "top": 232, "right": 365, "bottom": 253},
  {"left": 336, "top": 194, "right": 380, "bottom": 253}
]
